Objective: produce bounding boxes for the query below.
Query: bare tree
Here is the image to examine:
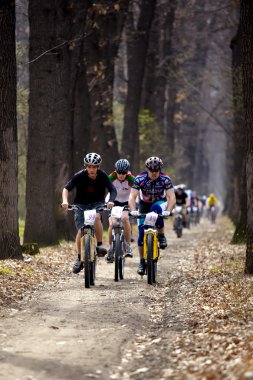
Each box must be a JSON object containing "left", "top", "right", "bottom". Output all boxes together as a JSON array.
[
  {"left": 0, "top": 0, "right": 22, "bottom": 259},
  {"left": 230, "top": 22, "right": 247, "bottom": 244},
  {"left": 24, "top": 0, "right": 59, "bottom": 245},
  {"left": 242, "top": 0, "right": 253, "bottom": 274},
  {"left": 121, "top": 0, "right": 157, "bottom": 172},
  {"left": 85, "top": 1, "right": 129, "bottom": 173}
]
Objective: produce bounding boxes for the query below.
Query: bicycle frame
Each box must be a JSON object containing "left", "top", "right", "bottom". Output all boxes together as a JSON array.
[
  {"left": 110, "top": 206, "right": 128, "bottom": 281},
  {"left": 132, "top": 211, "right": 169, "bottom": 285},
  {"left": 67, "top": 205, "right": 100, "bottom": 288},
  {"left": 173, "top": 205, "right": 183, "bottom": 238}
]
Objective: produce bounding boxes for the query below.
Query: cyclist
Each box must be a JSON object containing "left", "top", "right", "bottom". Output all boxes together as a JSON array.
[
  {"left": 106, "top": 159, "right": 135, "bottom": 262},
  {"left": 206, "top": 193, "right": 217, "bottom": 218},
  {"left": 128, "top": 156, "right": 176, "bottom": 275},
  {"left": 61, "top": 153, "right": 117, "bottom": 274},
  {"left": 174, "top": 185, "right": 190, "bottom": 227}
]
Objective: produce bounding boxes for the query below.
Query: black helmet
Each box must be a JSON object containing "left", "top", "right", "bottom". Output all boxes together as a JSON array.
[
  {"left": 145, "top": 156, "right": 163, "bottom": 171},
  {"left": 84, "top": 153, "right": 102, "bottom": 166},
  {"left": 115, "top": 159, "right": 130, "bottom": 173}
]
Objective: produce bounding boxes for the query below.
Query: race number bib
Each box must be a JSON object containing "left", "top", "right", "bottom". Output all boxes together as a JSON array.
[
  {"left": 84, "top": 209, "right": 96, "bottom": 225},
  {"left": 111, "top": 206, "right": 124, "bottom": 218},
  {"left": 144, "top": 211, "right": 158, "bottom": 226}
]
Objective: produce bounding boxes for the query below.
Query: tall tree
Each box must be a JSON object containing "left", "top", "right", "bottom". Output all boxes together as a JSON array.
[
  {"left": 141, "top": 0, "right": 177, "bottom": 165},
  {"left": 0, "top": 1, "right": 22, "bottom": 259},
  {"left": 121, "top": 0, "right": 157, "bottom": 172},
  {"left": 230, "top": 22, "right": 247, "bottom": 244},
  {"left": 85, "top": 1, "right": 129, "bottom": 173},
  {"left": 25, "top": 0, "right": 59, "bottom": 245},
  {"left": 242, "top": 0, "right": 253, "bottom": 273}
]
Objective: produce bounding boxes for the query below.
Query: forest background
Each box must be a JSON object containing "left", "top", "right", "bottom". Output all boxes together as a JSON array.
[{"left": 1, "top": 0, "right": 253, "bottom": 272}]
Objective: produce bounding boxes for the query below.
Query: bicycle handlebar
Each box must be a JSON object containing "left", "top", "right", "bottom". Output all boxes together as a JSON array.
[
  {"left": 129, "top": 211, "right": 173, "bottom": 218},
  {"left": 64, "top": 204, "right": 105, "bottom": 212}
]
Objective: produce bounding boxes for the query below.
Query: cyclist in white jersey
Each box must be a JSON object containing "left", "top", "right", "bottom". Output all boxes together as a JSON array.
[{"left": 106, "top": 159, "right": 135, "bottom": 262}]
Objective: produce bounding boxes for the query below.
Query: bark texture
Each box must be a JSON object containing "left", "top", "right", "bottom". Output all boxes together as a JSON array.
[{"left": 0, "top": 1, "right": 22, "bottom": 259}]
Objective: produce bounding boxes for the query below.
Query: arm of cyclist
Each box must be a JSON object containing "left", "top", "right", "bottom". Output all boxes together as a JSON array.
[
  {"left": 105, "top": 174, "right": 117, "bottom": 209},
  {"left": 128, "top": 188, "right": 139, "bottom": 213},
  {"left": 61, "top": 188, "right": 69, "bottom": 209},
  {"left": 166, "top": 188, "right": 176, "bottom": 213}
]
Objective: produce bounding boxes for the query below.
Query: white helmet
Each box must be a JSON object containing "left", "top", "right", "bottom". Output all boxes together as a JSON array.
[{"left": 84, "top": 153, "right": 102, "bottom": 166}]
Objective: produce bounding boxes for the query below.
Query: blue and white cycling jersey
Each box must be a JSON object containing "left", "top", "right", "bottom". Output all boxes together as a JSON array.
[{"left": 132, "top": 171, "right": 174, "bottom": 203}]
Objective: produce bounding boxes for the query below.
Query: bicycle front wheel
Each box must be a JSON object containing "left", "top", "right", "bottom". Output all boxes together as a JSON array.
[
  {"left": 147, "top": 234, "right": 155, "bottom": 285},
  {"left": 119, "top": 240, "right": 125, "bottom": 280},
  {"left": 114, "top": 233, "right": 121, "bottom": 282},
  {"left": 84, "top": 235, "right": 91, "bottom": 288}
]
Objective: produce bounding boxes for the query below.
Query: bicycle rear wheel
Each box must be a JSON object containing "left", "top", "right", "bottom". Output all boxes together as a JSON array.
[
  {"left": 84, "top": 235, "right": 91, "bottom": 288},
  {"left": 147, "top": 234, "right": 155, "bottom": 285}
]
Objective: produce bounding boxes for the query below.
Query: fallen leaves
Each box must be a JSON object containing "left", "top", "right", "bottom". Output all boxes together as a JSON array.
[{"left": 0, "top": 242, "right": 75, "bottom": 307}]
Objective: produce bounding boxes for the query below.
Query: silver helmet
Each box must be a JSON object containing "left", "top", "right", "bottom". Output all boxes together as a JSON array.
[
  {"left": 84, "top": 153, "right": 102, "bottom": 166},
  {"left": 115, "top": 159, "right": 130, "bottom": 173}
]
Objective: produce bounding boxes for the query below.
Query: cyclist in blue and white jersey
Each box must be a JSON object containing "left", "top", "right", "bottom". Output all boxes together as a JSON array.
[{"left": 128, "top": 156, "right": 176, "bottom": 275}]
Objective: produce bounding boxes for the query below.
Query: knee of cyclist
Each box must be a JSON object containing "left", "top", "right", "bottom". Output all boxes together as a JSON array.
[
  {"left": 156, "top": 217, "right": 164, "bottom": 229},
  {"left": 150, "top": 204, "right": 162, "bottom": 214},
  {"left": 121, "top": 215, "right": 129, "bottom": 223},
  {"left": 109, "top": 217, "right": 114, "bottom": 227},
  {"left": 95, "top": 213, "right": 101, "bottom": 222}
]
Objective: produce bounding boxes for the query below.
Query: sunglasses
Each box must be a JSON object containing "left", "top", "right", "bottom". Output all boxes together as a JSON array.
[
  {"left": 148, "top": 168, "right": 160, "bottom": 173},
  {"left": 117, "top": 171, "right": 127, "bottom": 175}
]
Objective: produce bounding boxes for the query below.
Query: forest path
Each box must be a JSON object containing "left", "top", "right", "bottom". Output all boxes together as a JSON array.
[{"left": 0, "top": 217, "right": 232, "bottom": 380}]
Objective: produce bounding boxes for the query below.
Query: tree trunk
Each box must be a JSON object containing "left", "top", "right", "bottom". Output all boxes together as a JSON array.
[
  {"left": 230, "top": 26, "right": 247, "bottom": 244},
  {"left": 0, "top": 1, "right": 22, "bottom": 259},
  {"left": 141, "top": 0, "right": 176, "bottom": 164},
  {"left": 25, "top": 0, "right": 58, "bottom": 245},
  {"left": 242, "top": 0, "right": 253, "bottom": 273},
  {"left": 53, "top": 1, "right": 76, "bottom": 240},
  {"left": 85, "top": 1, "right": 129, "bottom": 173},
  {"left": 70, "top": 1, "right": 90, "bottom": 173},
  {"left": 122, "top": 0, "right": 157, "bottom": 173}
]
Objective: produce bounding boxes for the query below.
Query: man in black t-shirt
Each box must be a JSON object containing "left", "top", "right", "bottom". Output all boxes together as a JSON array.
[
  {"left": 175, "top": 186, "right": 190, "bottom": 226},
  {"left": 62, "top": 153, "right": 117, "bottom": 274}
]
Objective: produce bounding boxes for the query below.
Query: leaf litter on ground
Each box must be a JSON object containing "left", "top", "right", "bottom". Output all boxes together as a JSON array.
[
  {"left": 0, "top": 242, "right": 75, "bottom": 307},
  {"left": 110, "top": 217, "right": 253, "bottom": 380}
]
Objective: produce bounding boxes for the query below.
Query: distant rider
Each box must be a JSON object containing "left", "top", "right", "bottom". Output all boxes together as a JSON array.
[{"left": 174, "top": 185, "right": 190, "bottom": 227}]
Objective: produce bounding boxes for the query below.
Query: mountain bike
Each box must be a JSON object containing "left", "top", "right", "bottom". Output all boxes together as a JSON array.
[
  {"left": 109, "top": 205, "right": 129, "bottom": 282},
  {"left": 130, "top": 211, "right": 171, "bottom": 285},
  {"left": 67, "top": 204, "right": 102, "bottom": 288},
  {"left": 209, "top": 206, "right": 217, "bottom": 224}
]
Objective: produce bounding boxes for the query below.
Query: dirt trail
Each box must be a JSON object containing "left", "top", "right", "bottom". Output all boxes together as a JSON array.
[{"left": 0, "top": 218, "right": 222, "bottom": 380}]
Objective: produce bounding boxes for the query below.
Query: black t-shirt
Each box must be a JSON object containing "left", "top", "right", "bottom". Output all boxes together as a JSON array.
[
  {"left": 175, "top": 191, "right": 188, "bottom": 206},
  {"left": 64, "top": 169, "right": 117, "bottom": 205}
]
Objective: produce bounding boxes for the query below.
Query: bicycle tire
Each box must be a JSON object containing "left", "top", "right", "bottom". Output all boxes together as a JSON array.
[
  {"left": 177, "top": 227, "right": 182, "bottom": 238},
  {"left": 84, "top": 235, "right": 91, "bottom": 288},
  {"left": 119, "top": 241, "right": 125, "bottom": 280},
  {"left": 152, "top": 259, "right": 157, "bottom": 283},
  {"left": 147, "top": 234, "right": 154, "bottom": 285},
  {"left": 114, "top": 232, "right": 121, "bottom": 282},
  {"left": 90, "top": 237, "right": 96, "bottom": 286},
  {"left": 90, "top": 258, "right": 96, "bottom": 286}
]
